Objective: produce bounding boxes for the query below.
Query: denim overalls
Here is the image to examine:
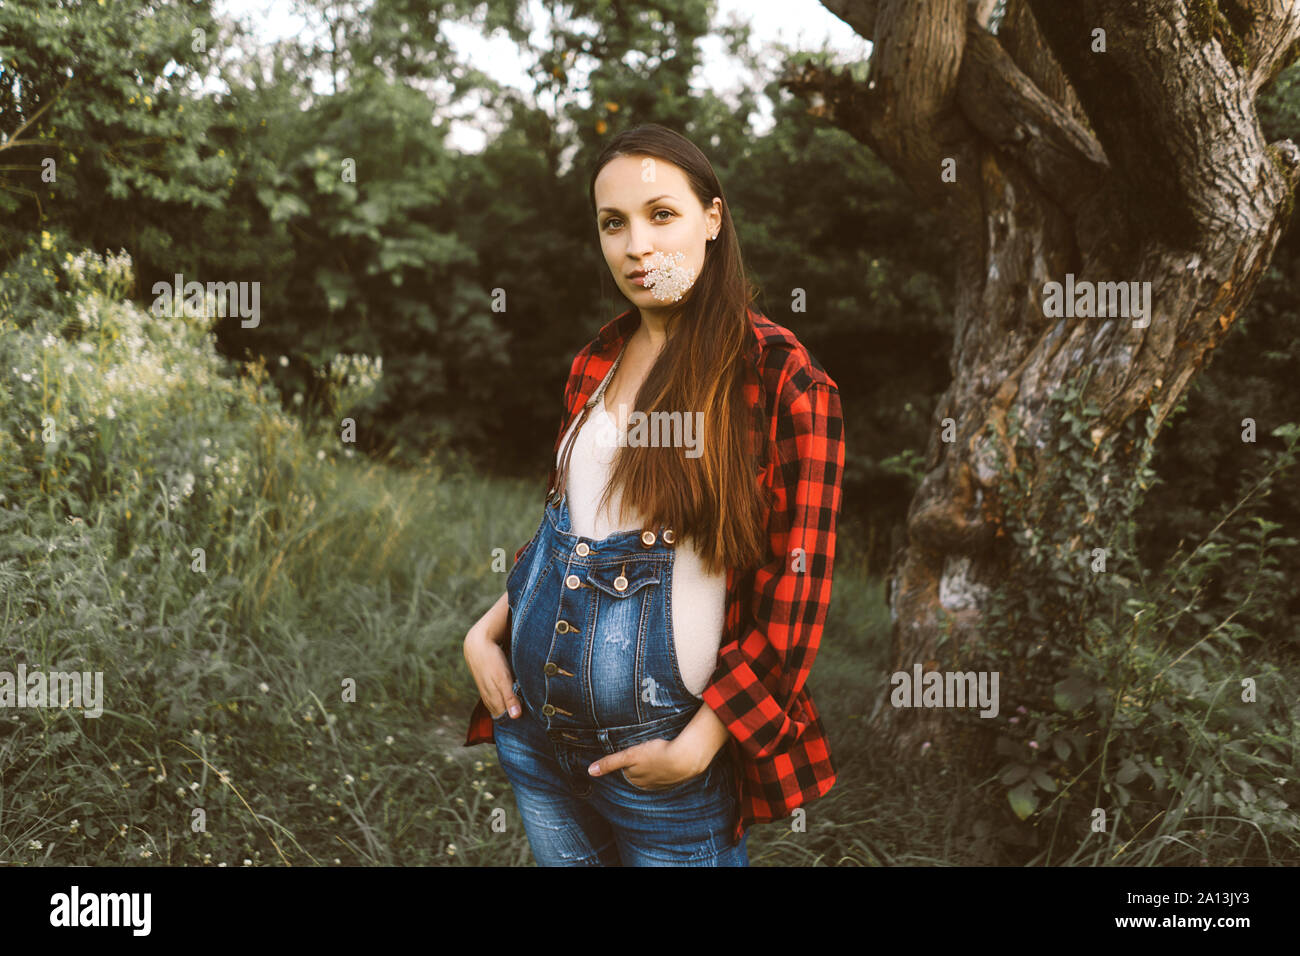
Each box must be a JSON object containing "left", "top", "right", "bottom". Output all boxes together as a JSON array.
[{"left": 492, "top": 347, "right": 746, "bottom": 866}]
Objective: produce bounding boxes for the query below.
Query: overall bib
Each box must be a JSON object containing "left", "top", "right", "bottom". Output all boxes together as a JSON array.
[{"left": 492, "top": 348, "right": 746, "bottom": 866}]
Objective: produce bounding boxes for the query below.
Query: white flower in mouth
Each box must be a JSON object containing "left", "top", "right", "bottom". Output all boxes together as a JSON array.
[{"left": 642, "top": 251, "right": 696, "bottom": 302}]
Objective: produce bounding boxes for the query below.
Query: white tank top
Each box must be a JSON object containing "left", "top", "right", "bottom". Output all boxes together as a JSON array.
[{"left": 556, "top": 380, "right": 726, "bottom": 698}]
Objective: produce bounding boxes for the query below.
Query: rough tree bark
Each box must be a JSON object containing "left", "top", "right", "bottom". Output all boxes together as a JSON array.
[{"left": 786, "top": 0, "right": 1300, "bottom": 763}]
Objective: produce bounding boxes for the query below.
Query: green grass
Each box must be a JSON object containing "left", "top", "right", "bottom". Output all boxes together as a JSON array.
[{"left": 1, "top": 436, "right": 963, "bottom": 866}]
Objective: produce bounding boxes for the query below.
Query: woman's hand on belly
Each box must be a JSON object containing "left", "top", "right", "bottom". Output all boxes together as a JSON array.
[
  {"left": 586, "top": 736, "right": 706, "bottom": 790},
  {"left": 587, "top": 702, "right": 731, "bottom": 788},
  {"left": 588, "top": 701, "right": 731, "bottom": 785}
]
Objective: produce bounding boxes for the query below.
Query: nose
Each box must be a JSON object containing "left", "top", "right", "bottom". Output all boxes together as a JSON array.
[{"left": 624, "top": 218, "right": 656, "bottom": 262}]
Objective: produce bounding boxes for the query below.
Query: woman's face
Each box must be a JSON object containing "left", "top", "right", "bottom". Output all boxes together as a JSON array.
[{"left": 594, "top": 155, "right": 721, "bottom": 311}]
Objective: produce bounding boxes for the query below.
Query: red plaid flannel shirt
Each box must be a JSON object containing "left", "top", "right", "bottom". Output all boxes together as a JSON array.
[{"left": 464, "top": 307, "right": 844, "bottom": 843}]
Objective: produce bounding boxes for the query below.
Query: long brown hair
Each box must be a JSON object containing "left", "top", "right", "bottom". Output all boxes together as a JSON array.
[{"left": 587, "top": 124, "right": 770, "bottom": 577}]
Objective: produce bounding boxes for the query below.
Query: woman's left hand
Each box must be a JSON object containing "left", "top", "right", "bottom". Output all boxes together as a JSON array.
[{"left": 587, "top": 736, "right": 707, "bottom": 790}]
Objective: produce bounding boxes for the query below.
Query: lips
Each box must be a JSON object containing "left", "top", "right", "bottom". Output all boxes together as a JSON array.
[{"left": 626, "top": 270, "right": 646, "bottom": 279}]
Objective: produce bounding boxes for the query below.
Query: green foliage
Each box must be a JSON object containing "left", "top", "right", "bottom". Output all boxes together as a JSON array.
[
  {"left": 961, "top": 369, "right": 1300, "bottom": 864},
  {"left": 0, "top": 235, "right": 518, "bottom": 865},
  {"left": 0, "top": 0, "right": 234, "bottom": 263},
  {"left": 235, "top": 74, "right": 487, "bottom": 451},
  {"left": 2, "top": 0, "right": 951, "bottom": 566}
]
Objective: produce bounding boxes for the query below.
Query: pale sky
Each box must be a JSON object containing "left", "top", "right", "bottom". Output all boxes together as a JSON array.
[{"left": 214, "top": 0, "right": 870, "bottom": 152}]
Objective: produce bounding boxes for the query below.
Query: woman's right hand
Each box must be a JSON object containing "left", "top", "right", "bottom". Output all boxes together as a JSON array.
[{"left": 464, "top": 596, "right": 521, "bottom": 719}]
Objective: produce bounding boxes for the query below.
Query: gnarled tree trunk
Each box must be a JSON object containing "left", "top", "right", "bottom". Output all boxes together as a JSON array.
[{"left": 786, "top": 0, "right": 1300, "bottom": 761}]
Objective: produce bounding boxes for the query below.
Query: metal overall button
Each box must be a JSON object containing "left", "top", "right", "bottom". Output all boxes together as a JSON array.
[
  {"left": 565, "top": 574, "right": 582, "bottom": 590},
  {"left": 587, "top": 561, "right": 660, "bottom": 598},
  {"left": 661, "top": 529, "right": 675, "bottom": 545},
  {"left": 575, "top": 542, "right": 590, "bottom": 556},
  {"left": 640, "top": 530, "right": 656, "bottom": 547}
]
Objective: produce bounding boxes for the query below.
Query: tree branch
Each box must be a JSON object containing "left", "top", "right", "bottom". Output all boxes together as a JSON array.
[
  {"left": 867, "top": 0, "right": 969, "bottom": 199},
  {"left": 956, "top": 20, "right": 1109, "bottom": 216},
  {"left": 997, "top": 0, "right": 1090, "bottom": 128},
  {"left": 817, "top": 0, "right": 882, "bottom": 39},
  {"left": 0, "top": 78, "right": 75, "bottom": 154},
  {"left": 1225, "top": 0, "right": 1300, "bottom": 94},
  {"left": 1026, "top": 0, "right": 1299, "bottom": 247},
  {"left": 792, "top": 2, "right": 1108, "bottom": 213}
]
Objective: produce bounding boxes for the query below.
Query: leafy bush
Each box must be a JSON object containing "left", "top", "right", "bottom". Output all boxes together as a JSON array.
[
  {"left": 0, "top": 232, "right": 410, "bottom": 866},
  {"left": 957, "top": 370, "right": 1300, "bottom": 864}
]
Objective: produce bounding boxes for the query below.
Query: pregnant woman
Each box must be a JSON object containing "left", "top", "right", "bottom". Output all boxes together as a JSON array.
[{"left": 462, "top": 123, "right": 845, "bottom": 866}]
